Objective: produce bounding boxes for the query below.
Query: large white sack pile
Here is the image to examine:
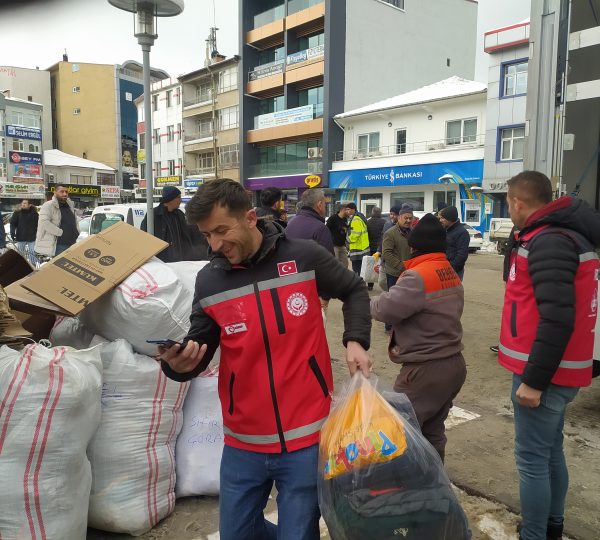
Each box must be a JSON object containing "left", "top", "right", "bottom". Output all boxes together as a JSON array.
[
  {"left": 87, "top": 338, "right": 189, "bottom": 536},
  {"left": 81, "top": 260, "right": 208, "bottom": 356},
  {"left": 0, "top": 344, "right": 102, "bottom": 540},
  {"left": 176, "top": 368, "right": 224, "bottom": 497},
  {"left": 50, "top": 315, "right": 94, "bottom": 350}
]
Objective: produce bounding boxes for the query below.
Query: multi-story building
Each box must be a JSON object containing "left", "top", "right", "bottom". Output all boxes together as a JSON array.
[
  {"left": 481, "top": 19, "right": 530, "bottom": 218},
  {"left": 179, "top": 55, "right": 241, "bottom": 192},
  {"left": 0, "top": 92, "right": 45, "bottom": 209},
  {"left": 48, "top": 57, "right": 168, "bottom": 191},
  {"left": 135, "top": 77, "right": 184, "bottom": 201},
  {"left": 331, "top": 77, "right": 492, "bottom": 232},
  {"left": 0, "top": 66, "right": 52, "bottom": 150},
  {"left": 239, "top": 0, "right": 478, "bottom": 209},
  {"left": 525, "top": 0, "right": 600, "bottom": 207}
]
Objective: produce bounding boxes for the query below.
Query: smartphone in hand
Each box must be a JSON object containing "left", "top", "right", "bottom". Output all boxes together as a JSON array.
[{"left": 146, "top": 339, "right": 181, "bottom": 348}]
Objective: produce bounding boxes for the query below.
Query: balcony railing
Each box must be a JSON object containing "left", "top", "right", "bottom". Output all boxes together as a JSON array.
[
  {"left": 184, "top": 127, "right": 214, "bottom": 142},
  {"left": 253, "top": 4, "right": 285, "bottom": 28},
  {"left": 253, "top": 103, "right": 323, "bottom": 130},
  {"left": 288, "top": 0, "right": 323, "bottom": 15},
  {"left": 183, "top": 90, "right": 212, "bottom": 108},
  {"left": 333, "top": 134, "right": 485, "bottom": 162},
  {"left": 186, "top": 167, "right": 215, "bottom": 176},
  {"left": 248, "top": 159, "right": 322, "bottom": 178}
]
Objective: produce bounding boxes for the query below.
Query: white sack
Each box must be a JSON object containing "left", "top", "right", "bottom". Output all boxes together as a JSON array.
[
  {"left": 360, "top": 255, "right": 378, "bottom": 283},
  {"left": 50, "top": 316, "right": 94, "bottom": 349},
  {"left": 0, "top": 344, "right": 102, "bottom": 540},
  {"left": 80, "top": 259, "right": 208, "bottom": 356},
  {"left": 87, "top": 338, "right": 189, "bottom": 536},
  {"left": 176, "top": 368, "right": 224, "bottom": 497}
]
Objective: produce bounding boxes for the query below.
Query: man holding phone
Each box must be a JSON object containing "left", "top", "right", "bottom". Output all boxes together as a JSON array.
[{"left": 158, "top": 178, "right": 371, "bottom": 540}]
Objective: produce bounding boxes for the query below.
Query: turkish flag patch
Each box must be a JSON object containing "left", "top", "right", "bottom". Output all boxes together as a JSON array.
[{"left": 277, "top": 260, "right": 298, "bottom": 277}]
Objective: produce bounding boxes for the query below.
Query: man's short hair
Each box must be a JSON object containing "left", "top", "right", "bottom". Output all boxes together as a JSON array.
[
  {"left": 300, "top": 188, "right": 325, "bottom": 209},
  {"left": 186, "top": 178, "right": 251, "bottom": 224},
  {"left": 259, "top": 187, "right": 283, "bottom": 208},
  {"left": 507, "top": 170, "right": 553, "bottom": 205}
]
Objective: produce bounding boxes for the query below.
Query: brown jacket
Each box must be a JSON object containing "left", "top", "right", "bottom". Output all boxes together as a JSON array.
[
  {"left": 371, "top": 253, "right": 464, "bottom": 364},
  {"left": 382, "top": 225, "right": 411, "bottom": 277}
]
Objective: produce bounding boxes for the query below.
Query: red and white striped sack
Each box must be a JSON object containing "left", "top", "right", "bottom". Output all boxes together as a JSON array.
[
  {"left": 87, "top": 338, "right": 189, "bottom": 536},
  {"left": 0, "top": 344, "right": 103, "bottom": 540}
]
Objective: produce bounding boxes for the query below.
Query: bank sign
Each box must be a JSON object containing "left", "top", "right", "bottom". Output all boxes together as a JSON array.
[
  {"left": 329, "top": 160, "right": 484, "bottom": 188},
  {"left": 6, "top": 125, "right": 42, "bottom": 141}
]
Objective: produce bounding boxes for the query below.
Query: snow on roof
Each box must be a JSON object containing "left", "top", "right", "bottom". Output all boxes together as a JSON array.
[
  {"left": 484, "top": 18, "right": 530, "bottom": 35},
  {"left": 44, "top": 149, "right": 115, "bottom": 172},
  {"left": 336, "top": 77, "right": 487, "bottom": 119},
  {"left": 5, "top": 96, "right": 43, "bottom": 107}
]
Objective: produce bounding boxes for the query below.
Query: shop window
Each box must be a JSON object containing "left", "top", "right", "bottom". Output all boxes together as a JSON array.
[
  {"left": 390, "top": 191, "right": 424, "bottom": 211},
  {"left": 433, "top": 190, "right": 457, "bottom": 209},
  {"left": 70, "top": 174, "right": 92, "bottom": 185}
]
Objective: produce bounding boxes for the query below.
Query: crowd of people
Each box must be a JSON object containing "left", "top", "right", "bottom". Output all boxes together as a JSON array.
[{"left": 0, "top": 171, "right": 596, "bottom": 540}]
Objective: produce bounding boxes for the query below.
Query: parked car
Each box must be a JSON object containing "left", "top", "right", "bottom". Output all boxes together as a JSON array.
[
  {"left": 464, "top": 224, "right": 483, "bottom": 252},
  {"left": 489, "top": 218, "right": 514, "bottom": 254}
]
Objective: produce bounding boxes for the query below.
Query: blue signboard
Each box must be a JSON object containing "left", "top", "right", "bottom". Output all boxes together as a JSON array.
[
  {"left": 5, "top": 125, "right": 42, "bottom": 141},
  {"left": 185, "top": 178, "right": 203, "bottom": 188},
  {"left": 329, "top": 160, "right": 484, "bottom": 189}
]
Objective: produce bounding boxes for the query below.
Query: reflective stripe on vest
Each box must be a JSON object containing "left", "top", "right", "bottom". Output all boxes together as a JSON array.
[
  {"left": 499, "top": 343, "right": 593, "bottom": 370},
  {"left": 223, "top": 416, "right": 327, "bottom": 445},
  {"left": 425, "top": 285, "right": 463, "bottom": 300}
]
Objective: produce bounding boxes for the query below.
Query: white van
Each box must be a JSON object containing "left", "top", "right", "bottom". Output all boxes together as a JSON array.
[{"left": 89, "top": 204, "right": 153, "bottom": 235}]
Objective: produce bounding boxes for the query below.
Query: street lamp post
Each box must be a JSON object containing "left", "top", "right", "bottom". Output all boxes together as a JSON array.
[
  {"left": 438, "top": 174, "right": 453, "bottom": 205},
  {"left": 108, "top": 0, "right": 184, "bottom": 235}
]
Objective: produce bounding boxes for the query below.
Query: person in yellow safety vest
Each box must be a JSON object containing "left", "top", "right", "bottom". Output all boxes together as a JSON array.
[{"left": 346, "top": 202, "right": 370, "bottom": 275}]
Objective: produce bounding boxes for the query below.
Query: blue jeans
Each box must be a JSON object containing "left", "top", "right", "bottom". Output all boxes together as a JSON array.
[
  {"left": 17, "top": 241, "right": 37, "bottom": 266},
  {"left": 219, "top": 444, "right": 320, "bottom": 540},
  {"left": 512, "top": 374, "right": 579, "bottom": 540}
]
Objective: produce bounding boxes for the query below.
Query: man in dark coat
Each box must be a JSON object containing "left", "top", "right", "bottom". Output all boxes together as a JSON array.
[
  {"left": 285, "top": 188, "right": 334, "bottom": 254},
  {"left": 438, "top": 205, "right": 470, "bottom": 280},
  {"left": 141, "top": 186, "right": 208, "bottom": 262},
  {"left": 367, "top": 207, "right": 386, "bottom": 256},
  {"left": 255, "top": 187, "right": 287, "bottom": 228},
  {"left": 10, "top": 199, "right": 38, "bottom": 264}
]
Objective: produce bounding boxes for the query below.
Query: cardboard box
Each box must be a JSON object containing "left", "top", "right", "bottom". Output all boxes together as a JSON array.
[{"left": 20, "top": 222, "right": 167, "bottom": 316}]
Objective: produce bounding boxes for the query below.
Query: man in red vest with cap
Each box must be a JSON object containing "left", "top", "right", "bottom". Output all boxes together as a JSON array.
[{"left": 500, "top": 171, "right": 600, "bottom": 540}]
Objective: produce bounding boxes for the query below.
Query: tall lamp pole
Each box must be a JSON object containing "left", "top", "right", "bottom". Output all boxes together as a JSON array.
[
  {"left": 438, "top": 174, "right": 453, "bottom": 205},
  {"left": 108, "top": 0, "right": 184, "bottom": 235}
]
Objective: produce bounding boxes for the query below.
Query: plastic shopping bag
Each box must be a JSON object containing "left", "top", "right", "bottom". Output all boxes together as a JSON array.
[
  {"left": 360, "top": 256, "right": 378, "bottom": 283},
  {"left": 318, "top": 373, "right": 471, "bottom": 540}
]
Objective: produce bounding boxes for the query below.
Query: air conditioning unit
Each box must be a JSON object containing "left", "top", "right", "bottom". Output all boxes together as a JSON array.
[{"left": 307, "top": 146, "right": 323, "bottom": 160}]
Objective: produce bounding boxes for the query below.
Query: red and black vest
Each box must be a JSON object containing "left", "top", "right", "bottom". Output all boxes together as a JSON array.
[{"left": 499, "top": 225, "right": 599, "bottom": 387}]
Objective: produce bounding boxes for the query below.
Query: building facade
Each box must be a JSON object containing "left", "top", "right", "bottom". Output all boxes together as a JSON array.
[
  {"left": 179, "top": 56, "right": 241, "bottom": 194},
  {"left": 44, "top": 149, "right": 118, "bottom": 209},
  {"left": 331, "top": 77, "right": 492, "bottom": 232},
  {"left": 239, "top": 0, "right": 478, "bottom": 209},
  {"left": 0, "top": 66, "right": 52, "bottom": 150},
  {"left": 135, "top": 77, "right": 184, "bottom": 201},
  {"left": 0, "top": 93, "right": 45, "bottom": 210},
  {"left": 482, "top": 20, "right": 530, "bottom": 218},
  {"left": 48, "top": 59, "right": 168, "bottom": 191}
]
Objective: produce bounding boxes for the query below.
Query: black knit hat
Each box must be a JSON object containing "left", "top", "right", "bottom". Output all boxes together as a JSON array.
[
  {"left": 161, "top": 186, "right": 181, "bottom": 203},
  {"left": 439, "top": 205, "right": 459, "bottom": 222},
  {"left": 408, "top": 213, "right": 447, "bottom": 254}
]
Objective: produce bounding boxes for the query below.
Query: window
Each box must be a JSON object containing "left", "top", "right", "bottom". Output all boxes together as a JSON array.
[
  {"left": 14, "top": 137, "right": 41, "bottom": 153},
  {"left": 153, "top": 128, "right": 160, "bottom": 145},
  {"left": 395, "top": 129, "right": 407, "bottom": 154},
  {"left": 357, "top": 132, "right": 380, "bottom": 155},
  {"left": 72, "top": 64, "right": 80, "bottom": 72},
  {"left": 177, "top": 123, "right": 182, "bottom": 140},
  {"left": 5, "top": 111, "right": 41, "bottom": 128},
  {"left": 197, "top": 152, "right": 215, "bottom": 172},
  {"left": 166, "top": 90, "right": 173, "bottom": 107},
  {"left": 258, "top": 45, "right": 285, "bottom": 66},
  {"left": 0, "top": 161, "right": 6, "bottom": 178},
  {"left": 152, "top": 94, "right": 158, "bottom": 111},
  {"left": 27, "top": 96, "right": 33, "bottom": 102},
  {"left": 178, "top": 158, "right": 183, "bottom": 174},
  {"left": 259, "top": 96, "right": 284, "bottom": 115},
  {"left": 0, "top": 111, "right": 4, "bottom": 131},
  {"left": 446, "top": 118, "right": 477, "bottom": 145},
  {"left": 197, "top": 117, "right": 213, "bottom": 137},
  {"left": 219, "top": 144, "right": 240, "bottom": 168},
  {"left": 73, "top": 107, "right": 81, "bottom": 115},
  {"left": 219, "top": 106, "right": 239, "bottom": 130},
  {"left": 168, "top": 159, "right": 176, "bottom": 175},
  {"left": 298, "top": 32, "right": 325, "bottom": 51},
  {"left": 0, "top": 137, "right": 5, "bottom": 158},
  {"left": 298, "top": 86, "right": 324, "bottom": 118},
  {"left": 502, "top": 60, "right": 528, "bottom": 97},
  {"left": 12, "top": 139, "right": 25, "bottom": 151},
  {"left": 499, "top": 125, "right": 525, "bottom": 161},
  {"left": 176, "top": 90, "right": 181, "bottom": 106},
  {"left": 70, "top": 174, "right": 92, "bottom": 185},
  {"left": 97, "top": 173, "right": 116, "bottom": 185},
  {"left": 140, "top": 163, "right": 146, "bottom": 179},
  {"left": 72, "top": 86, "right": 80, "bottom": 93},
  {"left": 380, "top": 0, "right": 404, "bottom": 9},
  {"left": 433, "top": 190, "right": 457, "bottom": 210},
  {"left": 154, "top": 162, "right": 161, "bottom": 175},
  {"left": 167, "top": 125, "right": 175, "bottom": 142},
  {"left": 196, "top": 84, "right": 212, "bottom": 103},
  {"left": 139, "top": 133, "right": 145, "bottom": 150},
  {"left": 27, "top": 142, "right": 41, "bottom": 153},
  {"left": 218, "top": 67, "right": 238, "bottom": 93},
  {"left": 391, "top": 192, "right": 425, "bottom": 211}
]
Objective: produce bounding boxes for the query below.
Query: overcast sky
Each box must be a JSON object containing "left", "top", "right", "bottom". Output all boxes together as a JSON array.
[{"left": 0, "top": 0, "right": 529, "bottom": 81}]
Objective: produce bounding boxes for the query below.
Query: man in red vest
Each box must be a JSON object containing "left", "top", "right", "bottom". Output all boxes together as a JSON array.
[{"left": 500, "top": 171, "right": 600, "bottom": 540}]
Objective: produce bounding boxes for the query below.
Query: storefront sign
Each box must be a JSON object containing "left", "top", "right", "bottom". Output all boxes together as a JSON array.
[
  {"left": 249, "top": 61, "right": 284, "bottom": 81},
  {"left": 135, "top": 187, "right": 162, "bottom": 199},
  {"left": 9, "top": 176, "right": 44, "bottom": 185},
  {"left": 329, "top": 160, "right": 484, "bottom": 189},
  {"left": 137, "top": 149, "right": 146, "bottom": 163},
  {"left": 286, "top": 44, "right": 325, "bottom": 66},
  {"left": 155, "top": 175, "right": 181, "bottom": 186},
  {"left": 6, "top": 125, "right": 42, "bottom": 141},
  {"left": 101, "top": 185, "right": 121, "bottom": 199},
  {"left": 13, "top": 164, "right": 42, "bottom": 178},
  {"left": 483, "top": 180, "right": 508, "bottom": 193},
  {"left": 48, "top": 183, "right": 101, "bottom": 198},
  {"left": 245, "top": 173, "right": 326, "bottom": 190},
  {"left": 256, "top": 105, "right": 314, "bottom": 130},
  {"left": 184, "top": 178, "right": 204, "bottom": 188},
  {"left": 9, "top": 151, "right": 42, "bottom": 166},
  {"left": 0, "top": 182, "right": 45, "bottom": 199},
  {"left": 304, "top": 175, "right": 321, "bottom": 188}
]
